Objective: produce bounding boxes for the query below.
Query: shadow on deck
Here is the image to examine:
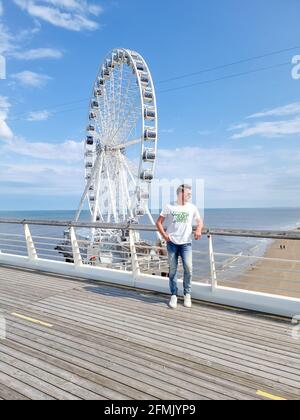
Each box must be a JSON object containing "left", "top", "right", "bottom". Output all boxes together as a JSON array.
[{"left": 0, "top": 264, "right": 299, "bottom": 400}]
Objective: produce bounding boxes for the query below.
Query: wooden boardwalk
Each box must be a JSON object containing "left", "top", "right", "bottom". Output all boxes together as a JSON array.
[{"left": 0, "top": 264, "right": 299, "bottom": 400}]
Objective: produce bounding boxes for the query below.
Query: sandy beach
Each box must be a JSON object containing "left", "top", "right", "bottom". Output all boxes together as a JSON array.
[{"left": 220, "top": 229, "right": 300, "bottom": 299}]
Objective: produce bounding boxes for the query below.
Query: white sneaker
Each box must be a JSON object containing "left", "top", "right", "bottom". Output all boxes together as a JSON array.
[
  {"left": 169, "top": 295, "right": 177, "bottom": 309},
  {"left": 184, "top": 294, "right": 192, "bottom": 308}
]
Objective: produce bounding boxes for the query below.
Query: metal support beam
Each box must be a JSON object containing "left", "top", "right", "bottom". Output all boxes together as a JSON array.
[
  {"left": 70, "top": 227, "right": 83, "bottom": 267},
  {"left": 24, "top": 224, "right": 37, "bottom": 261},
  {"left": 208, "top": 234, "right": 217, "bottom": 290},
  {"left": 129, "top": 230, "right": 140, "bottom": 284}
]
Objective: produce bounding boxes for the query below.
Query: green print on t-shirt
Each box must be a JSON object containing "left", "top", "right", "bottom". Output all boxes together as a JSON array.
[{"left": 172, "top": 211, "right": 189, "bottom": 223}]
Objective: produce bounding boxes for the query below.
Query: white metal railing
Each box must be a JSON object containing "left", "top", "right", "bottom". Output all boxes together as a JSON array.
[{"left": 0, "top": 218, "right": 300, "bottom": 318}]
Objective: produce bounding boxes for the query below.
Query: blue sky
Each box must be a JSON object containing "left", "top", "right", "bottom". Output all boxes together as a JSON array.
[{"left": 0, "top": 0, "right": 300, "bottom": 210}]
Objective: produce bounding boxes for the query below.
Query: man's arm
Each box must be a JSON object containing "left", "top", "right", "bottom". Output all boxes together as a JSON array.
[
  {"left": 193, "top": 206, "right": 204, "bottom": 241},
  {"left": 194, "top": 216, "right": 204, "bottom": 241},
  {"left": 156, "top": 216, "right": 170, "bottom": 242}
]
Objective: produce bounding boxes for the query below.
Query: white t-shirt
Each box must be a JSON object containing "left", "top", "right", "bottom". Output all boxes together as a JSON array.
[{"left": 160, "top": 202, "right": 202, "bottom": 245}]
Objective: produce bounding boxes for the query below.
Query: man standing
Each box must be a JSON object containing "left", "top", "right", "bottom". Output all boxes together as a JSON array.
[{"left": 156, "top": 184, "right": 203, "bottom": 309}]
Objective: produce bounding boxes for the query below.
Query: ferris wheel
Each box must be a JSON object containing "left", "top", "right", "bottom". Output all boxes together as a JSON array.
[{"left": 74, "top": 48, "right": 158, "bottom": 225}]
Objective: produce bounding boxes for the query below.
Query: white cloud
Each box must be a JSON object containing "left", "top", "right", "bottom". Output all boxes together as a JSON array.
[
  {"left": 43, "top": 0, "right": 102, "bottom": 15},
  {"left": 2, "top": 136, "right": 83, "bottom": 162},
  {"left": 10, "top": 47, "right": 63, "bottom": 60},
  {"left": 1, "top": 141, "right": 300, "bottom": 206},
  {"left": 12, "top": 70, "right": 52, "bottom": 87},
  {"left": 0, "top": 97, "right": 83, "bottom": 161},
  {"left": 228, "top": 123, "right": 249, "bottom": 131},
  {"left": 247, "top": 102, "right": 300, "bottom": 119},
  {"left": 230, "top": 102, "right": 300, "bottom": 139},
  {"left": 13, "top": 0, "right": 102, "bottom": 31},
  {"left": 0, "top": 23, "right": 15, "bottom": 54},
  {"left": 198, "top": 130, "right": 213, "bottom": 136},
  {"left": 157, "top": 146, "right": 266, "bottom": 178},
  {"left": 231, "top": 116, "right": 300, "bottom": 139},
  {"left": 0, "top": 19, "right": 41, "bottom": 55},
  {"left": 155, "top": 145, "right": 300, "bottom": 207},
  {"left": 0, "top": 92, "right": 84, "bottom": 198},
  {"left": 26, "top": 110, "right": 52, "bottom": 121},
  {"left": 0, "top": 162, "right": 84, "bottom": 196},
  {"left": 156, "top": 146, "right": 269, "bottom": 205},
  {"left": 0, "top": 96, "right": 13, "bottom": 139},
  {"left": 0, "top": 135, "right": 84, "bottom": 196},
  {"left": 161, "top": 128, "right": 174, "bottom": 134}
]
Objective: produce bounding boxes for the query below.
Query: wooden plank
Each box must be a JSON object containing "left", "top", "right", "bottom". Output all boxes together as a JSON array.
[
  {"left": 44, "top": 296, "right": 300, "bottom": 375},
  {"left": 1, "top": 339, "right": 147, "bottom": 400},
  {"left": 62, "top": 291, "right": 296, "bottom": 354},
  {"left": 67, "top": 284, "right": 293, "bottom": 334},
  {"left": 0, "top": 268, "right": 290, "bottom": 350},
  {"left": 24, "top": 294, "right": 296, "bottom": 362},
  {"left": 47, "top": 279, "right": 292, "bottom": 340},
  {"left": 0, "top": 265, "right": 299, "bottom": 400},
  {"left": 0, "top": 360, "right": 80, "bottom": 400},
  {"left": 4, "top": 305, "right": 298, "bottom": 400},
  {"left": 2, "top": 265, "right": 290, "bottom": 337},
  {"left": 6, "top": 325, "right": 210, "bottom": 401},
  {"left": 6, "top": 329, "right": 186, "bottom": 400},
  {"left": 6, "top": 317, "right": 258, "bottom": 400},
  {"left": 62, "top": 290, "right": 299, "bottom": 355},
  {"left": 0, "top": 280, "right": 68, "bottom": 297},
  {"left": 26, "top": 278, "right": 286, "bottom": 340},
  {"left": 0, "top": 346, "right": 104, "bottom": 400},
  {"left": 0, "top": 382, "right": 29, "bottom": 400},
  {"left": 0, "top": 264, "right": 78, "bottom": 282},
  {"left": 6, "top": 320, "right": 237, "bottom": 400},
  {"left": 9, "top": 313, "right": 293, "bottom": 400},
  {"left": 0, "top": 270, "right": 79, "bottom": 292},
  {"left": 46, "top": 320, "right": 299, "bottom": 400},
  {"left": 0, "top": 292, "right": 36, "bottom": 307},
  {"left": 0, "top": 371, "right": 54, "bottom": 400},
  {"left": 28, "top": 298, "right": 300, "bottom": 382},
  {"left": 50, "top": 292, "right": 300, "bottom": 356},
  {"left": 23, "top": 302, "right": 300, "bottom": 391}
]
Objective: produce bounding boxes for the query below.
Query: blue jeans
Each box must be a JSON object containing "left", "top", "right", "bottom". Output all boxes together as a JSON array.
[{"left": 167, "top": 241, "right": 193, "bottom": 296}]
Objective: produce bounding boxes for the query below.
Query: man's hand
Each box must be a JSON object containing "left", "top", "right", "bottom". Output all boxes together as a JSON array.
[
  {"left": 156, "top": 215, "right": 170, "bottom": 243},
  {"left": 194, "top": 229, "right": 202, "bottom": 241},
  {"left": 163, "top": 234, "right": 171, "bottom": 243},
  {"left": 194, "top": 218, "right": 203, "bottom": 241}
]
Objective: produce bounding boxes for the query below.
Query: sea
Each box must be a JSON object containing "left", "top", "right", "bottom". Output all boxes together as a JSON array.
[{"left": 0, "top": 208, "right": 300, "bottom": 282}]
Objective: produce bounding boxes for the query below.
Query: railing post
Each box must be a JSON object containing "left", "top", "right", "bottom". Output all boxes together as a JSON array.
[
  {"left": 24, "top": 224, "right": 37, "bottom": 261},
  {"left": 208, "top": 234, "right": 217, "bottom": 290},
  {"left": 129, "top": 229, "right": 140, "bottom": 284},
  {"left": 70, "top": 227, "right": 83, "bottom": 267}
]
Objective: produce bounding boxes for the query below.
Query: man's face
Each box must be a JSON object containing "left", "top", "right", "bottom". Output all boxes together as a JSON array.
[{"left": 178, "top": 188, "right": 192, "bottom": 202}]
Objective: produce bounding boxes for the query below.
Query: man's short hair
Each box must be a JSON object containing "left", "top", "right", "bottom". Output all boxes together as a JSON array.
[{"left": 177, "top": 184, "right": 192, "bottom": 195}]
